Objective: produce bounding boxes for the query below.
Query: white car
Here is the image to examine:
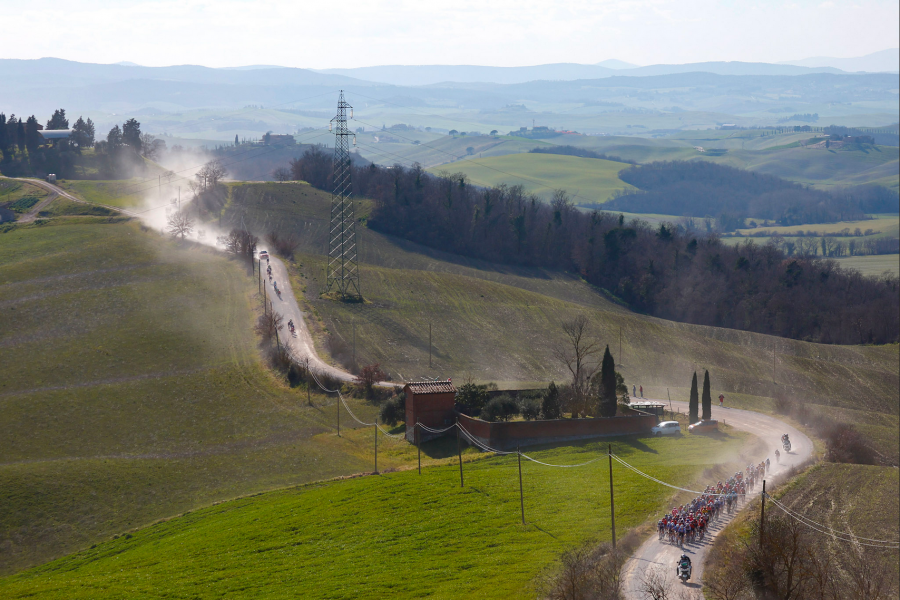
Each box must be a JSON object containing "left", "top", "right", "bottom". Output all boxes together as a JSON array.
[{"left": 650, "top": 421, "right": 681, "bottom": 436}]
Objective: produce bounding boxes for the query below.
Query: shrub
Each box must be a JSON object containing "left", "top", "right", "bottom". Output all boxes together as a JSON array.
[
  {"left": 480, "top": 394, "right": 519, "bottom": 422},
  {"left": 520, "top": 396, "right": 542, "bottom": 421},
  {"left": 456, "top": 383, "right": 490, "bottom": 409},
  {"left": 379, "top": 396, "right": 404, "bottom": 426}
]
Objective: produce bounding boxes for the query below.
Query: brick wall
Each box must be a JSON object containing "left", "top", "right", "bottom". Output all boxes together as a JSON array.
[{"left": 455, "top": 410, "right": 657, "bottom": 450}]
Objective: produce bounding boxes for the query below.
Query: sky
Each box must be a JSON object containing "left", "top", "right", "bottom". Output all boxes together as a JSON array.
[{"left": 3, "top": 0, "right": 898, "bottom": 68}]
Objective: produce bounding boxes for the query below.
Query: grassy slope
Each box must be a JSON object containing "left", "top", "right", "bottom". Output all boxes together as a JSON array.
[
  {"left": 218, "top": 183, "right": 899, "bottom": 452},
  {"left": 706, "top": 145, "right": 900, "bottom": 190},
  {"left": 426, "top": 153, "right": 635, "bottom": 204},
  {"left": 0, "top": 180, "right": 50, "bottom": 209},
  {"left": 0, "top": 432, "right": 750, "bottom": 599},
  {"left": 833, "top": 254, "right": 900, "bottom": 277},
  {"left": 0, "top": 217, "right": 387, "bottom": 574}
]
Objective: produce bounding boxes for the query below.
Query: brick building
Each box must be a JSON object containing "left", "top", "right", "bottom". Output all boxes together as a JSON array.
[{"left": 404, "top": 380, "right": 457, "bottom": 443}]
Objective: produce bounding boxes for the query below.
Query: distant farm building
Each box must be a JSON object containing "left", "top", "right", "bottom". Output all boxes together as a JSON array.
[
  {"left": 39, "top": 129, "right": 73, "bottom": 144},
  {"left": 262, "top": 133, "right": 296, "bottom": 146},
  {"left": 404, "top": 380, "right": 458, "bottom": 442}
]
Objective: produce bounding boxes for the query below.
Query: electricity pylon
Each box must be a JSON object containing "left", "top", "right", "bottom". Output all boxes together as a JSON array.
[{"left": 325, "top": 90, "right": 361, "bottom": 300}]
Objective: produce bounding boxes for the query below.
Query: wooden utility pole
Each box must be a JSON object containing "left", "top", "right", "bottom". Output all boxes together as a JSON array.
[
  {"left": 429, "top": 322, "right": 432, "bottom": 369},
  {"left": 456, "top": 420, "right": 464, "bottom": 487},
  {"left": 416, "top": 421, "right": 421, "bottom": 475},
  {"left": 608, "top": 443, "right": 616, "bottom": 549},
  {"left": 336, "top": 393, "right": 340, "bottom": 437},
  {"left": 374, "top": 418, "right": 378, "bottom": 474},
  {"left": 306, "top": 359, "right": 312, "bottom": 406},
  {"left": 667, "top": 388, "right": 672, "bottom": 413},
  {"left": 619, "top": 327, "right": 622, "bottom": 364},
  {"left": 517, "top": 446, "right": 525, "bottom": 525},
  {"left": 258, "top": 258, "right": 261, "bottom": 292},
  {"left": 760, "top": 480, "right": 766, "bottom": 549}
]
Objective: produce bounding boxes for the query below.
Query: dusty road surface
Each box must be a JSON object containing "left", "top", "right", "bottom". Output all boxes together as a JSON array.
[
  {"left": 620, "top": 400, "right": 812, "bottom": 598},
  {"left": 262, "top": 255, "right": 358, "bottom": 384}
]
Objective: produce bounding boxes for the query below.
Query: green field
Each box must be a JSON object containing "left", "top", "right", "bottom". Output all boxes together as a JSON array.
[
  {"left": 734, "top": 215, "right": 899, "bottom": 238},
  {"left": 426, "top": 153, "right": 634, "bottom": 204},
  {"left": 0, "top": 217, "right": 391, "bottom": 574},
  {"left": 0, "top": 431, "right": 751, "bottom": 599},
  {"left": 834, "top": 254, "right": 900, "bottom": 277}
]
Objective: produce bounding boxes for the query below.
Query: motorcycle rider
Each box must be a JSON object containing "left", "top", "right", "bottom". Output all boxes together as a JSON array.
[{"left": 677, "top": 554, "right": 692, "bottom": 579}]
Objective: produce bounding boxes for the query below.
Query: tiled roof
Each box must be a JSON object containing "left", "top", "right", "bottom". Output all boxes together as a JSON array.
[{"left": 405, "top": 381, "right": 457, "bottom": 395}]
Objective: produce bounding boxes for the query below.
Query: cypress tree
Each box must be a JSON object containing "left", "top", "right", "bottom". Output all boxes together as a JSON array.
[
  {"left": 689, "top": 372, "right": 699, "bottom": 424},
  {"left": 701, "top": 370, "right": 712, "bottom": 420},
  {"left": 598, "top": 345, "right": 617, "bottom": 417}
]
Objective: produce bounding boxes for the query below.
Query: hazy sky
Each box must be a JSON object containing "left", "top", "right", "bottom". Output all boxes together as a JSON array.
[{"left": 4, "top": 0, "right": 898, "bottom": 68}]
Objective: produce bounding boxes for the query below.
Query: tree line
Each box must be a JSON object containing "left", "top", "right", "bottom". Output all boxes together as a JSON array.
[
  {"left": 604, "top": 161, "right": 898, "bottom": 231},
  {"left": 1, "top": 108, "right": 166, "bottom": 179},
  {"left": 286, "top": 148, "right": 899, "bottom": 345}
]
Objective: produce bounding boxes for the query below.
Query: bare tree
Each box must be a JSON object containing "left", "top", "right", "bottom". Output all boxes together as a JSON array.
[
  {"left": 272, "top": 167, "right": 291, "bottom": 182},
  {"left": 266, "top": 231, "right": 301, "bottom": 260},
  {"left": 217, "top": 228, "right": 258, "bottom": 262},
  {"left": 255, "top": 309, "right": 284, "bottom": 341},
  {"left": 140, "top": 133, "right": 166, "bottom": 160},
  {"left": 639, "top": 566, "right": 671, "bottom": 600},
  {"left": 552, "top": 315, "right": 602, "bottom": 416},
  {"left": 197, "top": 159, "right": 227, "bottom": 190},
  {"left": 166, "top": 209, "right": 194, "bottom": 239}
]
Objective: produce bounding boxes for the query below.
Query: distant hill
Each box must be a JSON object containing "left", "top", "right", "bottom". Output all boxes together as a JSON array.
[
  {"left": 780, "top": 49, "right": 899, "bottom": 73},
  {"left": 315, "top": 61, "right": 845, "bottom": 85}
]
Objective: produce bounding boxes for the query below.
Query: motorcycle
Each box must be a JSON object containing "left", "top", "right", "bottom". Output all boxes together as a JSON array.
[
  {"left": 678, "top": 563, "right": 692, "bottom": 582},
  {"left": 783, "top": 440, "right": 791, "bottom": 452}
]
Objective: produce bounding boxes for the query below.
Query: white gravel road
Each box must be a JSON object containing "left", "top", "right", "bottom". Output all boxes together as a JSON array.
[
  {"left": 620, "top": 399, "right": 813, "bottom": 598},
  {"left": 263, "top": 255, "right": 357, "bottom": 384}
]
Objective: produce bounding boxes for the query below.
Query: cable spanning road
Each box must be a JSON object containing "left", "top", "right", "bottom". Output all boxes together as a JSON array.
[{"left": 620, "top": 400, "right": 812, "bottom": 598}]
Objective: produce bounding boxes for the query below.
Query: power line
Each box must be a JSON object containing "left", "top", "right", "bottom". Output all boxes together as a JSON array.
[{"left": 764, "top": 493, "right": 899, "bottom": 548}]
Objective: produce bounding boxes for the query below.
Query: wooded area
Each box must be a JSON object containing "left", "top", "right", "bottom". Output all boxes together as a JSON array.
[
  {"left": 605, "top": 161, "right": 898, "bottom": 230},
  {"left": 289, "top": 149, "right": 899, "bottom": 345}
]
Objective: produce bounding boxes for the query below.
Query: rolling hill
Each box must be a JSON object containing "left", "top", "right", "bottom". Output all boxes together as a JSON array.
[{"left": 425, "top": 153, "right": 635, "bottom": 204}]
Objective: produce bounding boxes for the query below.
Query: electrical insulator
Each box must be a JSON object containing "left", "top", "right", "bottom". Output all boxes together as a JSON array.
[
  {"left": 350, "top": 108, "right": 354, "bottom": 119},
  {"left": 353, "top": 134, "right": 357, "bottom": 146},
  {"left": 328, "top": 122, "right": 332, "bottom": 132}
]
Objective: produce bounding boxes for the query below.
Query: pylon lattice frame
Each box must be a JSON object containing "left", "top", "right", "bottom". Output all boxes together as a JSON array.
[{"left": 326, "top": 91, "right": 361, "bottom": 300}]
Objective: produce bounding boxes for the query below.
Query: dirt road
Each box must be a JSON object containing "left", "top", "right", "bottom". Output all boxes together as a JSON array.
[
  {"left": 620, "top": 400, "right": 812, "bottom": 598},
  {"left": 2, "top": 176, "right": 142, "bottom": 218},
  {"left": 263, "top": 255, "right": 357, "bottom": 384}
]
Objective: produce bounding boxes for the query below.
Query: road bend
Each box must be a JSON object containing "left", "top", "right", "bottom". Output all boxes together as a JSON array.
[{"left": 620, "top": 399, "right": 812, "bottom": 598}]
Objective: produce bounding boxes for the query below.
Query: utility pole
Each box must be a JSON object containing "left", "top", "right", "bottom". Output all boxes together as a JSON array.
[
  {"left": 416, "top": 421, "right": 421, "bottom": 475},
  {"left": 158, "top": 175, "right": 161, "bottom": 200},
  {"left": 429, "top": 322, "right": 432, "bottom": 369},
  {"left": 760, "top": 480, "right": 766, "bottom": 549},
  {"left": 264, "top": 286, "right": 268, "bottom": 315},
  {"left": 258, "top": 258, "right": 261, "bottom": 293},
  {"left": 304, "top": 358, "right": 311, "bottom": 405},
  {"left": 619, "top": 327, "right": 622, "bottom": 364},
  {"left": 374, "top": 418, "right": 378, "bottom": 474},
  {"left": 517, "top": 446, "right": 525, "bottom": 525},
  {"left": 177, "top": 186, "right": 180, "bottom": 210},
  {"left": 667, "top": 388, "right": 672, "bottom": 413},
  {"left": 352, "top": 321, "right": 356, "bottom": 367},
  {"left": 336, "top": 392, "right": 341, "bottom": 437},
  {"left": 608, "top": 444, "right": 616, "bottom": 549},
  {"left": 456, "top": 420, "right": 464, "bottom": 488}
]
